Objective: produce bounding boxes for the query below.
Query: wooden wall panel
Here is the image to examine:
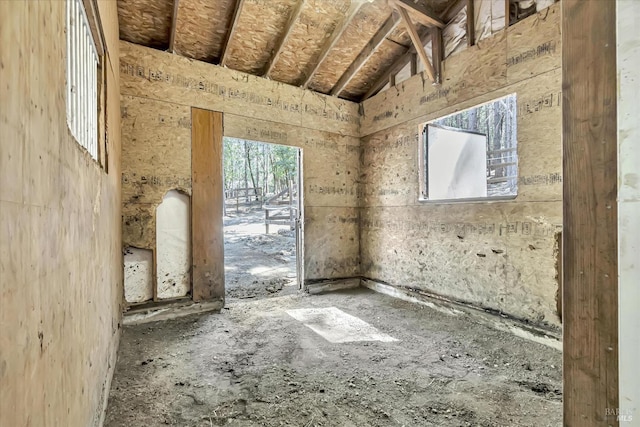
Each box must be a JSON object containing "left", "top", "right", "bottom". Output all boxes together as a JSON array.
[
  {"left": 358, "top": 3, "right": 563, "bottom": 330},
  {"left": 191, "top": 109, "right": 225, "bottom": 302},
  {"left": 120, "top": 48, "right": 362, "bottom": 289},
  {"left": 562, "top": 0, "right": 619, "bottom": 424},
  {"left": 361, "top": 2, "right": 561, "bottom": 137},
  {"left": 0, "top": 1, "right": 123, "bottom": 426},
  {"left": 119, "top": 41, "right": 360, "bottom": 137}
]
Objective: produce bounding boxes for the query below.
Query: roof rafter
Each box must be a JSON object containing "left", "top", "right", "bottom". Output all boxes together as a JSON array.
[
  {"left": 362, "top": 27, "right": 431, "bottom": 99},
  {"left": 363, "top": 0, "right": 465, "bottom": 100},
  {"left": 168, "top": 0, "right": 180, "bottom": 53},
  {"left": 264, "top": 0, "right": 306, "bottom": 77},
  {"left": 390, "top": 0, "right": 445, "bottom": 28},
  {"left": 396, "top": 6, "right": 437, "bottom": 83},
  {"left": 330, "top": 12, "right": 401, "bottom": 97},
  {"left": 302, "top": 0, "right": 367, "bottom": 89},
  {"left": 220, "top": 0, "right": 246, "bottom": 66}
]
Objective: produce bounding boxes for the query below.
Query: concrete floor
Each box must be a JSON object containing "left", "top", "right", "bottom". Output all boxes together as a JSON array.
[{"left": 105, "top": 289, "right": 562, "bottom": 426}]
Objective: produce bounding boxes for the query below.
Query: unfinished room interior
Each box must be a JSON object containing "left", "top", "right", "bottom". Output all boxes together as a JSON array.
[{"left": 1, "top": 0, "right": 638, "bottom": 425}]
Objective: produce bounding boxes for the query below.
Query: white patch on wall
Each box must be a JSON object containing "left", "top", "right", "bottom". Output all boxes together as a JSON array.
[
  {"left": 124, "top": 248, "right": 153, "bottom": 303},
  {"left": 156, "top": 190, "right": 191, "bottom": 299},
  {"left": 286, "top": 307, "right": 398, "bottom": 343}
]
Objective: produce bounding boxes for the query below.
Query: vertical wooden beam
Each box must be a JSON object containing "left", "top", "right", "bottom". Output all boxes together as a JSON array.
[
  {"left": 396, "top": 6, "right": 436, "bottom": 84},
  {"left": 410, "top": 52, "right": 417, "bottom": 76},
  {"left": 466, "top": 0, "right": 475, "bottom": 47},
  {"left": 191, "top": 108, "right": 225, "bottom": 302},
  {"left": 505, "top": 0, "right": 510, "bottom": 28},
  {"left": 562, "top": 0, "right": 618, "bottom": 425},
  {"left": 220, "top": 0, "right": 245, "bottom": 66},
  {"left": 168, "top": 0, "right": 180, "bottom": 53},
  {"left": 389, "top": 73, "right": 396, "bottom": 87},
  {"left": 431, "top": 27, "right": 443, "bottom": 84}
]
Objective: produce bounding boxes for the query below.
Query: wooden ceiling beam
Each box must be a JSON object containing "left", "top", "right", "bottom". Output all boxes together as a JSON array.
[
  {"left": 396, "top": 6, "right": 437, "bottom": 83},
  {"left": 264, "top": 0, "right": 306, "bottom": 77},
  {"left": 363, "top": 0, "right": 465, "bottom": 100},
  {"left": 362, "top": 27, "right": 431, "bottom": 99},
  {"left": 302, "top": 0, "right": 366, "bottom": 89},
  {"left": 390, "top": 0, "right": 445, "bottom": 28},
  {"left": 168, "top": 0, "right": 180, "bottom": 53},
  {"left": 330, "top": 12, "right": 401, "bottom": 97},
  {"left": 220, "top": 0, "right": 245, "bottom": 66}
]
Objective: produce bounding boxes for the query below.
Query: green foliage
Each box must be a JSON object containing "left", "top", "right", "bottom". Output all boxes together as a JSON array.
[{"left": 223, "top": 138, "right": 297, "bottom": 195}]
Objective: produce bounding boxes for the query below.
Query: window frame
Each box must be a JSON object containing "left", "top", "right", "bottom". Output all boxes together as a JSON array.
[
  {"left": 418, "top": 94, "right": 519, "bottom": 203},
  {"left": 65, "top": 0, "right": 108, "bottom": 169}
]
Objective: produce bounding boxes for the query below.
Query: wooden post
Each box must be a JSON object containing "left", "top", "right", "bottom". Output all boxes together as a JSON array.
[
  {"left": 562, "top": 0, "right": 618, "bottom": 425},
  {"left": 191, "top": 108, "right": 225, "bottom": 302}
]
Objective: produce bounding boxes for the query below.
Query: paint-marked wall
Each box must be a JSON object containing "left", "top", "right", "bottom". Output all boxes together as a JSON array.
[
  {"left": 0, "top": 1, "right": 123, "bottom": 426},
  {"left": 359, "top": 4, "right": 562, "bottom": 330},
  {"left": 617, "top": 0, "right": 640, "bottom": 420},
  {"left": 119, "top": 41, "right": 361, "bottom": 287}
]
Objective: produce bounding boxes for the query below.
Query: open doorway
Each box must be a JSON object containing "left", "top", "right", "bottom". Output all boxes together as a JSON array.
[{"left": 222, "top": 137, "right": 303, "bottom": 300}]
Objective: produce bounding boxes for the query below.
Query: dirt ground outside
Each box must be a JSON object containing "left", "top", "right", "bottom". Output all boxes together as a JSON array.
[
  {"left": 223, "top": 207, "right": 298, "bottom": 300},
  {"left": 105, "top": 288, "right": 562, "bottom": 426}
]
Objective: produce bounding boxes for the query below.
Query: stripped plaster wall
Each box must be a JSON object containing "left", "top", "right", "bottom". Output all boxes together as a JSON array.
[
  {"left": 359, "top": 3, "right": 563, "bottom": 331},
  {"left": 0, "top": 1, "right": 123, "bottom": 426},
  {"left": 119, "top": 41, "right": 361, "bottom": 296}
]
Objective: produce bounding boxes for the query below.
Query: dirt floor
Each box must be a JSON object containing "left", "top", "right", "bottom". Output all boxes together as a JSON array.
[
  {"left": 223, "top": 208, "right": 298, "bottom": 300},
  {"left": 105, "top": 288, "right": 562, "bottom": 427}
]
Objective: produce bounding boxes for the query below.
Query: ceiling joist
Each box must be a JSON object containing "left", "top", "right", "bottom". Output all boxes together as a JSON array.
[
  {"left": 264, "top": 0, "right": 306, "bottom": 77},
  {"left": 390, "top": 0, "right": 445, "bottom": 28},
  {"left": 362, "top": 27, "right": 431, "bottom": 99},
  {"left": 330, "top": 12, "right": 401, "bottom": 97},
  {"left": 168, "top": 0, "right": 180, "bottom": 53},
  {"left": 302, "top": 0, "right": 366, "bottom": 89},
  {"left": 396, "top": 6, "right": 437, "bottom": 83},
  {"left": 220, "top": 0, "right": 245, "bottom": 66}
]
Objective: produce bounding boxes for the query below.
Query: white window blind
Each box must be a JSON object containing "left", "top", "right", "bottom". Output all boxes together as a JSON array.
[{"left": 66, "top": 0, "right": 99, "bottom": 160}]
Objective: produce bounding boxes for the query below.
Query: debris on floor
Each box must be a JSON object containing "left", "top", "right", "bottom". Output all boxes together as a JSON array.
[{"left": 105, "top": 289, "right": 562, "bottom": 427}]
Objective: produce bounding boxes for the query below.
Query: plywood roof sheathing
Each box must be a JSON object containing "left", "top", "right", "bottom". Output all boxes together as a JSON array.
[
  {"left": 264, "top": 0, "right": 306, "bottom": 77},
  {"left": 301, "top": 0, "right": 366, "bottom": 89},
  {"left": 220, "top": 0, "right": 245, "bottom": 66},
  {"left": 396, "top": 6, "right": 437, "bottom": 83},
  {"left": 330, "top": 11, "right": 401, "bottom": 96},
  {"left": 172, "top": 0, "right": 236, "bottom": 63},
  {"left": 390, "top": 0, "right": 445, "bottom": 28}
]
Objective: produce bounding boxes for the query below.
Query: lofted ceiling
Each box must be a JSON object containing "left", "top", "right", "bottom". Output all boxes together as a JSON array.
[{"left": 117, "top": 0, "right": 466, "bottom": 102}]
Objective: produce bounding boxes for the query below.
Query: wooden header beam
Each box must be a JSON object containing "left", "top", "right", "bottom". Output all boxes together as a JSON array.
[
  {"left": 302, "top": 0, "right": 365, "bottom": 88},
  {"left": 390, "top": 0, "right": 445, "bottom": 28},
  {"left": 330, "top": 12, "right": 401, "bottom": 97},
  {"left": 264, "top": 0, "right": 306, "bottom": 77},
  {"left": 220, "top": 0, "right": 245, "bottom": 66}
]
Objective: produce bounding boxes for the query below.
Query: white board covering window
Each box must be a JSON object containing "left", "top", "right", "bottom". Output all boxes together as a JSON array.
[
  {"left": 420, "top": 94, "right": 518, "bottom": 201},
  {"left": 66, "top": 0, "right": 99, "bottom": 160}
]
